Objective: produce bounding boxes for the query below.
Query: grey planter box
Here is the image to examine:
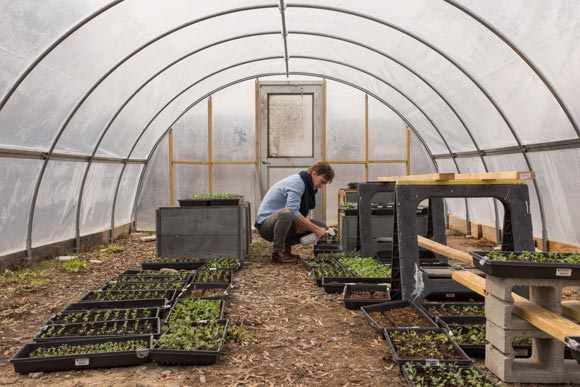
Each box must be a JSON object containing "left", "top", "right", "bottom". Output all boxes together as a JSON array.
[{"left": 156, "top": 201, "right": 250, "bottom": 260}]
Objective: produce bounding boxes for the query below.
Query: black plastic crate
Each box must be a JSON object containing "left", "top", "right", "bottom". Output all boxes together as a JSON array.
[
  {"left": 150, "top": 319, "right": 229, "bottom": 365},
  {"left": 361, "top": 300, "right": 436, "bottom": 333},
  {"left": 384, "top": 327, "right": 472, "bottom": 366},
  {"left": 10, "top": 335, "right": 152, "bottom": 374},
  {"left": 471, "top": 251, "right": 580, "bottom": 279},
  {"left": 311, "top": 267, "right": 354, "bottom": 287},
  {"left": 194, "top": 268, "right": 233, "bottom": 287},
  {"left": 178, "top": 198, "right": 241, "bottom": 207},
  {"left": 343, "top": 283, "right": 390, "bottom": 310}
]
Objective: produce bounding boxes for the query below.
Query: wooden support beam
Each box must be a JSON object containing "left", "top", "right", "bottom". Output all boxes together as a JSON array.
[
  {"left": 452, "top": 271, "right": 580, "bottom": 343},
  {"left": 417, "top": 236, "right": 473, "bottom": 265},
  {"left": 454, "top": 171, "right": 535, "bottom": 181},
  {"left": 377, "top": 172, "right": 455, "bottom": 182},
  {"left": 377, "top": 171, "right": 534, "bottom": 183}
]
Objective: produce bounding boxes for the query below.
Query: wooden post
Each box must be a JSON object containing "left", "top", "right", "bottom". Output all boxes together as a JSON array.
[
  {"left": 255, "top": 80, "right": 260, "bottom": 172},
  {"left": 406, "top": 127, "right": 411, "bottom": 175},
  {"left": 365, "top": 94, "right": 369, "bottom": 181}
]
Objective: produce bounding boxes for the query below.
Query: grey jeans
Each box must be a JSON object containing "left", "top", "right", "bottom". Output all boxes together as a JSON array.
[{"left": 257, "top": 208, "right": 326, "bottom": 253}]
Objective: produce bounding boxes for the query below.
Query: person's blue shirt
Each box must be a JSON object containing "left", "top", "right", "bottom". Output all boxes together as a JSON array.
[{"left": 255, "top": 174, "right": 305, "bottom": 225}]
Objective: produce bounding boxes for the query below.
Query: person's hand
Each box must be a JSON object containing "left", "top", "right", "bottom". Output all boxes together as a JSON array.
[{"left": 314, "top": 226, "right": 327, "bottom": 238}]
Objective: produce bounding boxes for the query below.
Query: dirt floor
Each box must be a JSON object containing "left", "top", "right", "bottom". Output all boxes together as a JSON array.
[{"left": 0, "top": 232, "right": 578, "bottom": 387}]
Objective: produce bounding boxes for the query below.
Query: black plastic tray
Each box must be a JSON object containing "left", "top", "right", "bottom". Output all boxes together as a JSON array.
[
  {"left": 64, "top": 298, "right": 169, "bottom": 311},
  {"left": 78, "top": 289, "right": 177, "bottom": 303},
  {"left": 401, "top": 363, "right": 497, "bottom": 386},
  {"left": 361, "top": 300, "right": 436, "bottom": 333},
  {"left": 107, "top": 274, "right": 194, "bottom": 285},
  {"left": 194, "top": 269, "right": 233, "bottom": 287},
  {"left": 422, "top": 302, "right": 485, "bottom": 320},
  {"left": 313, "top": 241, "right": 341, "bottom": 256},
  {"left": 34, "top": 318, "right": 161, "bottom": 342},
  {"left": 177, "top": 282, "right": 231, "bottom": 301},
  {"left": 46, "top": 307, "right": 161, "bottom": 325},
  {"left": 321, "top": 276, "right": 390, "bottom": 294},
  {"left": 301, "top": 257, "right": 342, "bottom": 271},
  {"left": 165, "top": 298, "right": 225, "bottom": 324},
  {"left": 10, "top": 335, "right": 151, "bottom": 374},
  {"left": 178, "top": 198, "right": 241, "bottom": 207},
  {"left": 384, "top": 327, "right": 472, "bottom": 366},
  {"left": 118, "top": 269, "right": 195, "bottom": 278},
  {"left": 150, "top": 319, "right": 229, "bottom": 365},
  {"left": 100, "top": 280, "right": 189, "bottom": 292},
  {"left": 142, "top": 259, "right": 206, "bottom": 271},
  {"left": 311, "top": 268, "right": 354, "bottom": 287},
  {"left": 471, "top": 251, "right": 580, "bottom": 279},
  {"left": 343, "top": 283, "right": 390, "bottom": 310}
]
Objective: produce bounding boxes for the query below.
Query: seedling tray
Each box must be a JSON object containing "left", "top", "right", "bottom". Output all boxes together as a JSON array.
[
  {"left": 178, "top": 198, "right": 241, "bottom": 207},
  {"left": 401, "top": 363, "right": 497, "bottom": 386},
  {"left": 201, "top": 258, "right": 242, "bottom": 272},
  {"left": 311, "top": 267, "right": 354, "bottom": 287},
  {"left": 64, "top": 298, "right": 169, "bottom": 311},
  {"left": 118, "top": 269, "right": 195, "bottom": 278},
  {"left": 422, "top": 302, "right": 485, "bottom": 320},
  {"left": 194, "top": 268, "right": 233, "bottom": 286},
  {"left": 361, "top": 300, "right": 436, "bottom": 333},
  {"left": 78, "top": 289, "right": 177, "bottom": 303},
  {"left": 165, "top": 298, "right": 225, "bottom": 324},
  {"left": 471, "top": 251, "right": 580, "bottom": 279},
  {"left": 301, "top": 257, "right": 342, "bottom": 271},
  {"left": 384, "top": 327, "right": 472, "bottom": 366},
  {"left": 34, "top": 318, "right": 160, "bottom": 342},
  {"left": 313, "top": 241, "right": 341, "bottom": 256},
  {"left": 10, "top": 335, "right": 151, "bottom": 374},
  {"left": 100, "top": 280, "right": 189, "bottom": 292},
  {"left": 107, "top": 274, "right": 194, "bottom": 285},
  {"left": 343, "top": 283, "right": 390, "bottom": 309},
  {"left": 150, "top": 319, "right": 229, "bottom": 365},
  {"left": 321, "top": 276, "right": 390, "bottom": 294},
  {"left": 177, "top": 283, "right": 231, "bottom": 301},
  {"left": 142, "top": 258, "right": 206, "bottom": 271},
  {"left": 46, "top": 307, "right": 161, "bottom": 325}
]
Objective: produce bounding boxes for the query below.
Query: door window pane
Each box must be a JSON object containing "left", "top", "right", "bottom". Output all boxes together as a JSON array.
[{"left": 268, "top": 94, "right": 313, "bottom": 157}]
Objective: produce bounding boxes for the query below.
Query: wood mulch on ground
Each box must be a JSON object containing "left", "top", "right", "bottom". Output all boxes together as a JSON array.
[{"left": 0, "top": 232, "right": 577, "bottom": 387}]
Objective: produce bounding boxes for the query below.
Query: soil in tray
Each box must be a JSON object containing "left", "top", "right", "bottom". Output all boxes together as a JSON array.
[
  {"left": 387, "top": 330, "right": 461, "bottom": 360},
  {"left": 369, "top": 306, "right": 433, "bottom": 328},
  {"left": 346, "top": 290, "right": 388, "bottom": 300}
]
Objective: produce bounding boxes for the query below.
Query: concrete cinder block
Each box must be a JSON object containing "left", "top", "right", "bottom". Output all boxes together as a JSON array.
[
  {"left": 485, "top": 295, "right": 535, "bottom": 330},
  {"left": 486, "top": 343, "right": 580, "bottom": 383},
  {"left": 486, "top": 319, "right": 551, "bottom": 353},
  {"left": 486, "top": 276, "right": 575, "bottom": 307}
]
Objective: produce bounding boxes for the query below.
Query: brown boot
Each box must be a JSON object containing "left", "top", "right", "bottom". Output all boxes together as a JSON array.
[
  {"left": 272, "top": 251, "right": 298, "bottom": 264},
  {"left": 284, "top": 246, "right": 301, "bottom": 260}
]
